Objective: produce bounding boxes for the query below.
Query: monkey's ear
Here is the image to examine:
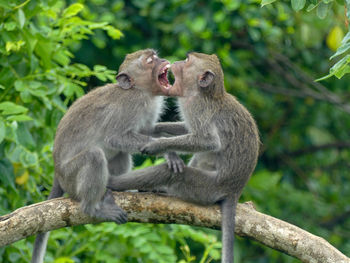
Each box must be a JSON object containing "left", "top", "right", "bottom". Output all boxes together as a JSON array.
[
  {"left": 116, "top": 73, "right": 133, "bottom": 89},
  {"left": 198, "top": 70, "right": 215, "bottom": 88}
]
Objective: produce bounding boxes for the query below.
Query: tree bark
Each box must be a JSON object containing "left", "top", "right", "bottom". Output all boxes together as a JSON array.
[{"left": 0, "top": 192, "right": 349, "bottom": 263}]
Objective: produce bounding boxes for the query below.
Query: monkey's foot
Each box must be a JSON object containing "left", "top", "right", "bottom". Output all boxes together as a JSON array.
[
  {"left": 98, "top": 204, "right": 128, "bottom": 224},
  {"left": 82, "top": 190, "right": 128, "bottom": 224}
]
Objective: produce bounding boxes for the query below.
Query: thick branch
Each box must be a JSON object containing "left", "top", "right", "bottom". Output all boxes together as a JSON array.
[{"left": 0, "top": 192, "right": 349, "bottom": 263}]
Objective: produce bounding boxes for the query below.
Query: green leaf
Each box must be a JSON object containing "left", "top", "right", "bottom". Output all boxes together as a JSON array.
[
  {"left": 17, "top": 9, "right": 25, "bottom": 28},
  {"left": 291, "top": 0, "right": 306, "bottom": 11},
  {"left": 17, "top": 123, "right": 35, "bottom": 149},
  {"left": 330, "top": 42, "right": 350, "bottom": 59},
  {"left": 316, "top": 2, "right": 329, "bottom": 19},
  {"left": 307, "top": 127, "right": 334, "bottom": 144},
  {"left": 106, "top": 26, "right": 124, "bottom": 40},
  {"left": 5, "top": 144, "right": 22, "bottom": 163},
  {"left": 7, "top": 115, "right": 33, "bottom": 122},
  {"left": 4, "top": 22, "right": 16, "bottom": 31},
  {"left": 14, "top": 80, "right": 26, "bottom": 91},
  {"left": 54, "top": 257, "right": 75, "bottom": 263},
  {"left": 261, "top": 0, "right": 277, "bottom": 7},
  {"left": 190, "top": 17, "right": 206, "bottom": 33},
  {"left": 0, "top": 102, "right": 28, "bottom": 115},
  {"left": 341, "top": 31, "right": 350, "bottom": 45},
  {"left": 0, "top": 119, "right": 5, "bottom": 144},
  {"left": 317, "top": 54, "right": 350, "bottom": 80},
  {"left": 62, "top": 3, "right": 84, "bottom": 18},
  {"left": 35, "top": 40, "right": 53, "bottom": 69},
  {"left": 222, "top": 0, "right": 241, "bottom": 10},
  {"left": 20, "top": 150, "right": 38, "bottom": 167},
  {"left": 0, "top": 159, "right": 15, "bottom": 190},
  {"left": 93, "top": 65, "right": 107, "bottom": 72},
  {"left": 306, "top": 3, "right": 317, "bottom": 12},
  {"left": 248, "top": 171, "right": 282, "bottom": 191}
]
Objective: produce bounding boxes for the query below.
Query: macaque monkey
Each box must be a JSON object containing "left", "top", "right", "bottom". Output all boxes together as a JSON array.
[
  {"left": 31, "top": 49, "right": 184, "bottom": 263},
  {"left": 108, "top": 52, "right": 260, "bottom": 263}
]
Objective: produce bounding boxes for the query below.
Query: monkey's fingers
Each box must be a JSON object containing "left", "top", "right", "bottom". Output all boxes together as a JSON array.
[
  {"left": 177, "top": 159, "right": 185, "bottom": 173},
  {"left": 173, "top": 158, "right": 184, "bottom": 173},
  {"left": 114, "top": 209, "right": 128, "bottom": 224},
  {"left": 140, "top": 142, "right": 163, "bottom": 155},
  {"left": 166, "top": 158, "right": 172, "bottom": 170},
  {"left": 140, "top": 145, "right": 151, "bottom": 155},
  {"left": 165, "top": 152, "right": 185, "bottom": 173},
  {"left": 172, "top": 162, "right": 179, "bottom": 173}
]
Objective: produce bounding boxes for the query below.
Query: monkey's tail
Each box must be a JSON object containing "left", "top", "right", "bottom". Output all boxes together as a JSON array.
[
  {"left": 220, "top": 196, "right": 237, "bottom": 263},
  {"left": 31, "top": 177, "right": 64, "bottom": 263}
]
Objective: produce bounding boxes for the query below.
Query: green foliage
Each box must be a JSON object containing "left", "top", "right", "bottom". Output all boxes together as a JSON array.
[
  {"left": 0, "top": 0, "right": 121, "bottom": 208},
  {"left": 262, "top": 0, "right": 350, "bottom": 80}
]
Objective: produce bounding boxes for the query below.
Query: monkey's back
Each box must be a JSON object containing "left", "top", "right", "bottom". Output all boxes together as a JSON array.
[
  {"left": 53, "top": 84, "right": 163, "bottom": 168},
  {"left": 215, "top": 93, "right": 259, "bottom": 191}
]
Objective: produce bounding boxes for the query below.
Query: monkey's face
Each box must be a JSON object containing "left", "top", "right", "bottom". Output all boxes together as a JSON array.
[
  {"left": 170, "top": 52, "right": 223, "bottom": 97},
  {"left": 116, "top": 49, "right": 172, "bottom": 95}
]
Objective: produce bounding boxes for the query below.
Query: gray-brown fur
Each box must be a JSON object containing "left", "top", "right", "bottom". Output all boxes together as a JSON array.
[
  {"left": 107, "top": 52, "right": 260, "bottom": 263},
  {"left": 31, "top": 49, "right": 183, "bottom": 263}
]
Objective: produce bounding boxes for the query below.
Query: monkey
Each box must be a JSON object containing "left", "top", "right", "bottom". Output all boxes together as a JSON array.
[
  {"left": 107, "top": 52, "right": 260, "bottom": 263},
  {"left": 31, "top": 49, "right": 185, "bottom": 263}
]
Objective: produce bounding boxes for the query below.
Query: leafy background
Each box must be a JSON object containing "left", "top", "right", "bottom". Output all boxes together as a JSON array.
[{"left": 1, "top": 0, "right": 350, "bottom": 262}]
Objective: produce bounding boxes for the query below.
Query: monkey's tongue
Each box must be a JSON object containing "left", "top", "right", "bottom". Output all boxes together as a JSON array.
[{"left": 158, "top": 68, "right": 170, "bottom": 88}]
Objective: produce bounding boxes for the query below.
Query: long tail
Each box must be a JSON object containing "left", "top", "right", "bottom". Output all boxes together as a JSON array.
[
  {"left": 220, "top": 197, "right": 237, "bottom": 263},
  {"left": 31, "top": 177, "right": 64, "bottom": 263}
]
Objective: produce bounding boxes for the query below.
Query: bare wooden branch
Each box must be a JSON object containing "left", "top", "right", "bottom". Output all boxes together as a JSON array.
[{"left": 0, "top": 192, "right": 349, "bottom": 263}]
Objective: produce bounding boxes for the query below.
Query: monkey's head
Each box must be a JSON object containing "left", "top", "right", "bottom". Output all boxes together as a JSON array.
[
  {"left": 169, "top": 52, "right": 225, "bottom": 97},
  {"left": 116, "top": 49, "right": 171, "bottom": 95}
]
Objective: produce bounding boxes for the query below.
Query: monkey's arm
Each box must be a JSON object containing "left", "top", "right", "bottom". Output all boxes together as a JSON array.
[
  {"left": 106, "top": 131, "right": 153, "bottom": 153},
  {"left": 153, "top": 122, "right": 188, "bottom": 136},
  {"left": 139, "top": 124, "right": 186, "bottom": 173},
  {"left": 141, "top": 133, "right": 221, "bottom": 155}
]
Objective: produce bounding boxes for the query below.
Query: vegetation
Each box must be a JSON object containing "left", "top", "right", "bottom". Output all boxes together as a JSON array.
[{"left": 1, "top": 0, "right": 350, "bottom": 262}]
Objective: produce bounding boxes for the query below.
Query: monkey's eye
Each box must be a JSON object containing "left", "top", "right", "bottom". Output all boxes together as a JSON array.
[{"left": 146, "top": 57, "right": 153, "bottom": 64}]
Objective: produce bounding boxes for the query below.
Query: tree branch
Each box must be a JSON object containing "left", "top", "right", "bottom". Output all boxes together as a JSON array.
[
  {"left": 287, "top": 141, "right": 350, "bottom": 156},
  {"left": 0, "top": 192, "right": 349, "bottom": 263},
  {"left": 255, "top": 51, "right": 350, "bottom": 114}
]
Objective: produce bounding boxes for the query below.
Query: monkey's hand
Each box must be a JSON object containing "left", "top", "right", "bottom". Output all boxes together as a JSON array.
[
  {"left": 140, "top": 139, "right": 166, "bottom": 155},
  {"left": 164, "top": 152, "right": 185, "bottom": 173}
]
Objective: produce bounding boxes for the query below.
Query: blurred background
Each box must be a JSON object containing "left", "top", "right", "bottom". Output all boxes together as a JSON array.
[{"left": 1, "top": 0, "right": 350, "bottom": 262}]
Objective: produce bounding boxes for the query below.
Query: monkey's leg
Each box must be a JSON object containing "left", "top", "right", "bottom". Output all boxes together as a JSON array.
[
  {"left": 165, "top": 166, "right": 225, "bottom": 205},
  {"left": 62, "top": 147, "right": 127, "bottom": 224},
  {"left": 107, "top": 164, "right": 223, "bottom": 205},
  {"left": 108, "top": 152, "right": 132, "bottom": 176},
  {"left": 188, "top": 154, "right": 216, "bottom": 171},
  {"left": 107, "top": 163, "right": 171, "bottom": 192}
]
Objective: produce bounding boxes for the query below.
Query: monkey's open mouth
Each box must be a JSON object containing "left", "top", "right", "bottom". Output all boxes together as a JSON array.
[{"left": 158, "top": 64, "right": 171, "bottom": 89}]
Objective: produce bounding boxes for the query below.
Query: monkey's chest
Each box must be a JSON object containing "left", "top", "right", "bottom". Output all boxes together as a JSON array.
[{"left": 137, "top": 100, "right": 163, "bottom": 130}]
